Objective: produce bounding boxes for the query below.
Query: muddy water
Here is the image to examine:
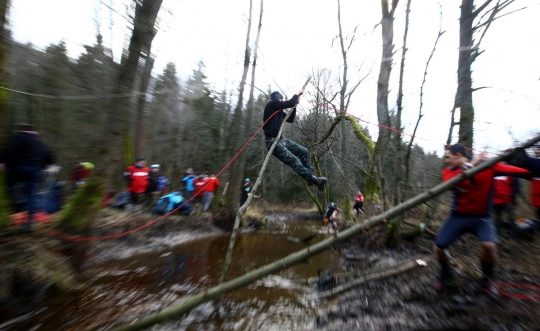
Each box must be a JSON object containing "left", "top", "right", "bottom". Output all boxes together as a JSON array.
[{"left": 2, "top": 220, "right": 342, "bottom": 330}]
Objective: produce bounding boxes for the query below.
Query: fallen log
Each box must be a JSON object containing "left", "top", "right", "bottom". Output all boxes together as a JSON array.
[
  {"left": 292, "top": 256, "right": 417, "bottom": 286},
  {"left": 110, "top": 133, "right": 540, "bottom": 331},
  {"left": 317, "top": 259, "right": 427, "bottom": 300}
]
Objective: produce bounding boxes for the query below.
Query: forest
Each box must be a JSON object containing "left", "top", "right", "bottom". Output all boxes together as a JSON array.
[{"left": 1, "top": 0, "right": 540, "bottom": 330}]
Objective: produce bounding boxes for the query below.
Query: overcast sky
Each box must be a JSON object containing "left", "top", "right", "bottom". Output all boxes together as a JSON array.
[{"left": 8, "top": 0, "right": 540, "bottom": 155}]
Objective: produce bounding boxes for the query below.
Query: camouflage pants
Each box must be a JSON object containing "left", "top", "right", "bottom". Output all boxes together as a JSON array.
[{"left": 266, "top": 138, "right": 314, "bottom": 182}]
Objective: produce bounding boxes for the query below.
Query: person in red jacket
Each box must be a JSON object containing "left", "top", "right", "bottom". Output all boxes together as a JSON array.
[
  {"left": 124, "top": 157, "right": 149, "bottom": 206},
  {"left": 353, "top": 190, "right": 365, "bottom": 216},
  {"left": 193, "top": 172, "right": 209, "bottom": 207},
  {"left": 434, "top": 144, "right": 530, "bottom": 295},
  {"left": 492, "top": 174, "right": 520, "bottom": 241},
  {"left": 202, "top": 172, "right": 220, "bottom": 212},
  {"left": 530, "top": 145, "right": 540, "bottom": 220}
]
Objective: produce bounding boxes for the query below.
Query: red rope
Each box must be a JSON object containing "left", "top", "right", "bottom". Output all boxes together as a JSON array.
[
  {"left": 312, "top": 101, "right": 495, "bottom": 155},
  {"left": 50, "top": 100, "right": 507, "bottom": 242},
  {"left": 49, "top": 109, "right": 283, "bottom": 242},
  {"left": 495, "top": 282, "right": 540, "bottom": 300}
]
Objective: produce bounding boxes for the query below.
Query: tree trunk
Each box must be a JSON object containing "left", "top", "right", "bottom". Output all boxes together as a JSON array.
[
  {"left": 0, "top": 0, "right": 10, "bottom": 230},
  {"left": 393, "top": 0, "right": 411, "bottom": 207},
  {"left": 387, "top": 0, "right": 410, "bottom": 247},
  {"left": 106, "top": 0, "right": 163, "bottom": 189},
  {"left": 455, "top": 0, "right": 475, "bottom": 148},
  {"left": 232, "top": 0, "right": 263, "bottom": 213},
  {"left": 134, "top": 56, "right": 154, "bottom": 158},
  {"left": 223, "top": 0, "right": 253, "bottom": 216},
  {"left": 375, "top": 0, "right": 399, "bottom": 210},
  {"left": 337, "top": 0, "right": 349, "bottom": 202}
]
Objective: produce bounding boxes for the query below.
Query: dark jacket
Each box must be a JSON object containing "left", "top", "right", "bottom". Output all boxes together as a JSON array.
[
  {"left": 240, "top": 184, "right": 252, "bottom": 205},
  {"left": 262, "top": 95, "right": 299, "bottom": 138},
  {"left": 147, "top": 172, "right": 160, "bottom": 193},
  {"left": 0, "top": 131, "right": 53, "bottom": 169}
]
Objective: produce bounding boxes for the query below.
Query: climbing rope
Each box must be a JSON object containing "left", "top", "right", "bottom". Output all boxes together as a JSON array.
[
  {"left": 49, "top": 95, "right": 523, "bottom": 242},
  {"left": 50, "top": 108, "right": 284, "bottom": 242},
  {"left": 495, "top": 282, "right": 540, "bottom": 300},
  {"left": 313, "top": 101, "right": 499, "bottom": 156}
]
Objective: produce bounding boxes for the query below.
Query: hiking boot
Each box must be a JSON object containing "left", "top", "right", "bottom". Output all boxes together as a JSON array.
[
  {"left": 433, "top": 276, "right": 454, "bottom": 292},
  {"left": 433, "top": 277, "right": 447, "bottom": 292},
  {"left": 310, "top": 175, "right": 327, "bottom": 190},
  {"left": 481, "top": 278, "right": 500, "bottom": 297}
]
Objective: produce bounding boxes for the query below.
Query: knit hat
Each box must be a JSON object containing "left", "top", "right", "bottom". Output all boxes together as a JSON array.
[
  {"left": 270, "top": 91, "right": 283, "bottom": 101},
  {"left": 245, "top": 178, "right": 250, "bottom": 183},
  {"left": 136, "top": 157, "right": 146, "bottom": 162}
]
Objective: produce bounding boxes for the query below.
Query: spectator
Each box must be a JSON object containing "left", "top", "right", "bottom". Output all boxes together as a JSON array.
[
  {"left": 240, "top": 178, "right": 259, "bottom": 206},
  {"left": 124, "top": 157, "right": 149, "bottom": 207},
  {"left": 530, "top": 145, "right": 540, "bottom": 220},
  {"left": 193, "top": 172, "right": 208, "bottom": 206},
  {"left": 203, "top": 172, "right": 220, "bottom": 212},
  {"left": 492, "top": 174, "right": 519, "bottom": 241},
  {"left": 353, "top": 190, "right": 365, "bottom": 216},
  {"left": 69, "top": 162, "right": 86, "bottom": 191},
  {"left": 182, "top": 168, "right": 197, "bottom": 201},
  {"left": 147, "top": 164, "right": 168, "bottom": 206},
  {"left": 69, "top": 161, "right": 94, "bottom": 192},
  {"left": 0, "top": 124, "right": 54, "bottom": 231}
]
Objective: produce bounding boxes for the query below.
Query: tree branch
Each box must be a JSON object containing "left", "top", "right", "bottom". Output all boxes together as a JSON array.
[{"left": 472, "top": 0, "right": 493, "bottom": 18}]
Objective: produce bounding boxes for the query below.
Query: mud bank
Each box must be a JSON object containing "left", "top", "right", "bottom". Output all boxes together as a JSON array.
[
  {"left": 86, "top": 209, "right": 226, "bottom": 264},
  {"left": 86, "top": 208, "right": 322, "bottom": 264},
  {"left": 316, "top": 225, "right": 540, "bottom": 330}
]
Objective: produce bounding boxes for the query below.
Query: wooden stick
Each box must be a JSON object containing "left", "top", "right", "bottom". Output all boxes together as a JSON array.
[
  {"left": 219, "top": 76, "right": 312, "bottom": 284},
  {"left": 317, "top": 259, "right": 426, "bottom": 300}
]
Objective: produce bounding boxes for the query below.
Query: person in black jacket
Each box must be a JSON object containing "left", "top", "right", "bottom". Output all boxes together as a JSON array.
[
  {"left": 263, "top": 89, "right": 327, "bottom": 189},
  {"left": 240, "top": 178, "right": 259, "bottom": 206},
  {"left": 0, "top": 124, "right": 54, "bottom": 231}
]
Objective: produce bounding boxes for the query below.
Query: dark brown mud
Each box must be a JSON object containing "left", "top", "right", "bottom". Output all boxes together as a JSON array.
[
  {"left": 2, "top": 208, "right": 540, "bottom": 330},
  {"left": 316, "top": 224, "right": 540, "bottom": 331}
]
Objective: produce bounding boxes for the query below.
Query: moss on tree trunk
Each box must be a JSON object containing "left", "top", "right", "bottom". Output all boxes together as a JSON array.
[{"left": 57, "top": 172, "right": 104, "bottom": 234}]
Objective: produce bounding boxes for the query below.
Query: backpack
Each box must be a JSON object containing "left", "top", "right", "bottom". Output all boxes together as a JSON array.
[
  {"left": 157, "top": 175, "right": 169, "bottom": 191},
  {"left": 111, "top": 191, "right": 131, "bottom": 210},
  {"left": 154, "top": 192, "right": 184, "bottom": 215},
  {"left": 154, "top": 196, "right": 172, "bottom": 215}
]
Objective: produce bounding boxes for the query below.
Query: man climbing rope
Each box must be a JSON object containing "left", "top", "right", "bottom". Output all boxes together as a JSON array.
[{"left": 263, "top": 89, "right": 327, "bottom": 189}]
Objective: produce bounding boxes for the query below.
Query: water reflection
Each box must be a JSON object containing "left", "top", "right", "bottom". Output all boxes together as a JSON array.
[{"left": 1, "top": 220, "right": 342, "bottom": 330}]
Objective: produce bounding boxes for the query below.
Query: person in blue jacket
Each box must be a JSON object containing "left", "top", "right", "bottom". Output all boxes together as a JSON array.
[{"left": 182, "top": 168, "right": 197, "bottom": 201}]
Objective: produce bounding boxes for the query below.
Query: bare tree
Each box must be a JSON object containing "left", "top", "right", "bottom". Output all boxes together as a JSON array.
[
  {"left": 449, "top": 0, "right": 521, "bottom": 148},
  {"left": 222, "top": 0, "right": 253, "bottom": 217},
  {"left": 106, "top": 0, "right": 163, "bottom": 188},
  {"left": 392, "top": 0, "right": 411, "bottom": 207},
  {"left": 233, "top": 0, "right": 264, "bottom": 220},
  {"left": 375, "top": 0, "right": 399, "bottom": 210},
  {"left": 134, "top": 55, "right": 154, "bottom": 158}
]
